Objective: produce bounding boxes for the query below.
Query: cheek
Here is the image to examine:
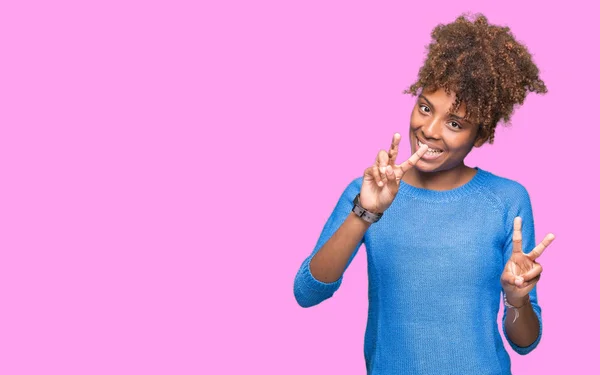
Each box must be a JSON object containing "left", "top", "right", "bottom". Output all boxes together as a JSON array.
[
  {"left": 409, "top": 111, "right": 420, "bottom": 129},
  {"left": 446, "top": 136, "right": 474, "bottom": 153}
]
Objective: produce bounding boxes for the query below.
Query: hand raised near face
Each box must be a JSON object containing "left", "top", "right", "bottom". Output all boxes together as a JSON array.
[
  {"left": 501, "top": 216, "right": 555, "bottom": 299},
  {"left": 360, "top": 133, "right": 429, "bottom": 214}
]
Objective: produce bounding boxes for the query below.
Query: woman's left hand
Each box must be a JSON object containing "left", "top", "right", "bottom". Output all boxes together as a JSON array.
[{"left": 501, "top": 217, "right": 555, "bottom": 299}]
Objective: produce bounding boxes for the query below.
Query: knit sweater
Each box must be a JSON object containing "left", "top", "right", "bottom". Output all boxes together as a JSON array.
[{"left": 293, "top": 167, "right": 542, "bottom": 375}]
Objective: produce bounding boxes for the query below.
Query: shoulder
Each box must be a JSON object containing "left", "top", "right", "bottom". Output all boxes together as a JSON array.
[
  {"left": 476, "top": 168, "right": 532, "bottom": 210},
  {"left": 481, "top": 169, "right": 530, "bottom": 197},
  {"left": 327, "top": 176, "right": 363, "bottom": 207}
]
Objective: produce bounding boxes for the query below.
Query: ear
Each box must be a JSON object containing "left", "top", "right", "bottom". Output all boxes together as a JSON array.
[
  {"left": 472, "top": 126, "right": 487, "bottom": 148},
  {"left": 473, "top": 136, "right": 486, "bottom": 148}
]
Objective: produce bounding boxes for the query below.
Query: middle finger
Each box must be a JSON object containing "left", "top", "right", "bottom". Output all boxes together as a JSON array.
[
  {"left": 376, "top": 149, "right": 389, "bottom": 168},
  {"left": 376, "top": 149, "right": 390, "bottom": 183},
  {"left": 388, "top": 133, "right": 401, "bottom": 166}
]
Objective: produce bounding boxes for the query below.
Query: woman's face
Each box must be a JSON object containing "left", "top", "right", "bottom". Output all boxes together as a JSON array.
[{"left": 409, "top": 87, "right": 484, "bottom": 173}]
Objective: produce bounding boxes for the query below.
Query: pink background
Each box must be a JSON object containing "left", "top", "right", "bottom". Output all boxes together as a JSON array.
[{"left": 1, "top": 0, "right": 597, "bottom": 374}]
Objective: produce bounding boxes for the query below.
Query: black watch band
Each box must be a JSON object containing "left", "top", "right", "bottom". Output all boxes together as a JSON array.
[{"left": 352, "top": 193, "right": 383, "bottom": 223}]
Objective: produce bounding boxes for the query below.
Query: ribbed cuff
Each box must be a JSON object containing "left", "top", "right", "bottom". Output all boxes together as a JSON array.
[
  {"left": 302, "top": 256, "right": 342, "bottom": 291},
  {"left": 294, "top": 256, "right": 342, "bottom": 307},
  {"left": 503, "top": 304, "right": 543, "bottom": 355}
]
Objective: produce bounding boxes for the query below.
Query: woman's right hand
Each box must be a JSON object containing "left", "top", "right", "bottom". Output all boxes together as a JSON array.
[{"left": 360, "top": 133, "right": 429, "bottom": 213}]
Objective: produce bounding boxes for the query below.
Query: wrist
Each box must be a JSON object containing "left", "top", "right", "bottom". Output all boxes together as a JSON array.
[
  {"left": 505, "top": 293, "right": 530, "bottom": 308},
  {"left": 358, "top": 196, "right": 384, "bottom": 214},
  {"left": 353, "top": 194, "right": 384, "bottom": 223}
]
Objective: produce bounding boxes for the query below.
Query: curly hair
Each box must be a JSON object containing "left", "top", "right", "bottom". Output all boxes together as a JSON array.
[{"left": 404, "top": 13, "right": 547, "bottom": 144}]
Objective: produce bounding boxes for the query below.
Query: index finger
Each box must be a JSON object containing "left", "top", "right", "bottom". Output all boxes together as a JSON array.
[
  {"left": 512, "top": 217, "right": 523, "bottom": 254},
  {"left": 527, "top": 233, "right": 555, "bottom": 261},
  {"left": 388, "top": 133, "right": 401, "bottom": 166},
  {"left": 393, "top": 144, "right": 428, "bottom": 180}
]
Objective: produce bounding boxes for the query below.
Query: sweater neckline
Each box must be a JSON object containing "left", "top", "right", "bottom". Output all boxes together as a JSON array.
[{"left": 398, "top": 167, "right": 486, "bottom": 201}]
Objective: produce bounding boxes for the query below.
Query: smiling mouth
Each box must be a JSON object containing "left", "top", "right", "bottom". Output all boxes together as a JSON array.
[{"left": 416, "top": 139, "right": 443, "bottom": 154}]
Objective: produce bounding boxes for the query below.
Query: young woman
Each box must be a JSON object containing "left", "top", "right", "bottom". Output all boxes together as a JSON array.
[{"left": 293, "top": 13, "right": 555, "bottom": 375}]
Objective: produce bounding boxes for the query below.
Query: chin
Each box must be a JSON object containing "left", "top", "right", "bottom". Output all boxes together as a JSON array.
[
  {"left": 416, "top": 155, "right": 457, "bottom": 173},
  {"left": 414, "top": 159, "right": 439, "bottom": 172}
]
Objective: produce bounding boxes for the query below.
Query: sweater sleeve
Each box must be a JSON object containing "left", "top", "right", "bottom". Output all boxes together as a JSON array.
[
  {"left": 501, "top": 183, "right": 543, "bottom": 355},
  {"left": 293, "top": 177, "right": 365, "bottom": 308}
]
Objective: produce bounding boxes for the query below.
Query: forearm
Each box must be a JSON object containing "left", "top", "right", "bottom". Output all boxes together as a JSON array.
[
  {"left": 309, "top": 212, "right": 370, "bottom": 283},
  {"left": 504, "top": 294, "right": 540, "bottom": 347}
]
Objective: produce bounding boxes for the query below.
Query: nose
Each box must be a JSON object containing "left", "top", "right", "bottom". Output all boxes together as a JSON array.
[{"left": 421, "top": 117, "right": 443, "bottom": 140}]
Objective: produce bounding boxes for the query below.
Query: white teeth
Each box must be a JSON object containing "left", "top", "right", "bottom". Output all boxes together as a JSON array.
[{"left": 418, "top": 140, "right": 442, "bottom": 153}]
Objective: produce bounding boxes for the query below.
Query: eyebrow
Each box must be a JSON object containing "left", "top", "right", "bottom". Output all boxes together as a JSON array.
[{"left": 419, "top": 94, "right": 469, "bottom": 122}]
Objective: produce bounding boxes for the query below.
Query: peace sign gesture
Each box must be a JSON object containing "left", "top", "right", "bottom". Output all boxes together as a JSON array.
[
  {"left": 500, "top": 216, "right": 556, "bottom": 299},
  {"left": 360, "top": 133, "right": 428, "bottom": 214}
]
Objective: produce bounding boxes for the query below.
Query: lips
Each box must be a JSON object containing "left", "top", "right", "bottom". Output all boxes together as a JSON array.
[{"left": 416, "top": 137, "right": 443, "bottom": 152}]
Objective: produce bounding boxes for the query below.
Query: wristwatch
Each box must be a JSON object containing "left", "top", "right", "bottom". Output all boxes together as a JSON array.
[{"left": 352, "top": 193, "right": 383, "bottom": 223}]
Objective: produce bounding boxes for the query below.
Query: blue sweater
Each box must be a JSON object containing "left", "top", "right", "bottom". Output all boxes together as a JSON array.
[{"left": 294, "top": 167, "right": 542, "bottom": 375}]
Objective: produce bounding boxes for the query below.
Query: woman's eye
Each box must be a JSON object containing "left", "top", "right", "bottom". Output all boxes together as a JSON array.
[
  {"left": 449, "top": 121, "right": 462, "bottom": 129},
  {"left": 419, "top": 104, "right": 430, "bottom": 113}
]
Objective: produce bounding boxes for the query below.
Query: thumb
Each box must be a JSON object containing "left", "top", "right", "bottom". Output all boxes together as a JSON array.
[{"left": 502, "top": 269, "right": 524, "bottom": 287}]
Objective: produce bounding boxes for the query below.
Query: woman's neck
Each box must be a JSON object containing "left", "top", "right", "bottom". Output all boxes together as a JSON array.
[{"left": 403, "top": 163, "right": 477, "bottom": 191}]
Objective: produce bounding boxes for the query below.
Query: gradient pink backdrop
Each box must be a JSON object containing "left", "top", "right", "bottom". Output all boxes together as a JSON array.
[{"left": 0, "top": 0, "right": 597, "bottom": 374}]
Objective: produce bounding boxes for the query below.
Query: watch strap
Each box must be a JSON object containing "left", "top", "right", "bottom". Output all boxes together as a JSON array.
[{"left": 352, "top": 193, "right": 383, "bottom": 223}]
